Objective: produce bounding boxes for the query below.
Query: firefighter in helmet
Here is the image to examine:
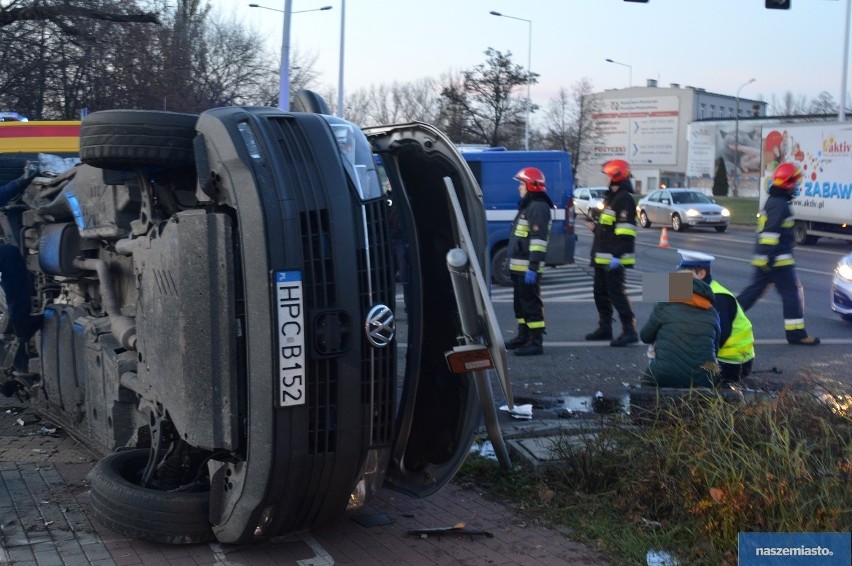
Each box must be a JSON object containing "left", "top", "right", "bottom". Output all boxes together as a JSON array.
[
  {"left": 585, "top": 159, "right": 639, "bottom": 347},
  {"left": 504, "top": 167, "right": 553, "bottom": 356},
  {"left": 737, "top": 163, "right": 819, "bottom": 345}
]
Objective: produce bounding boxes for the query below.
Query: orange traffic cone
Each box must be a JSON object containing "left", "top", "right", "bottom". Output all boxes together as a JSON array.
[{"left": 658, "top": 227, "right": 670, "bottom": 248}]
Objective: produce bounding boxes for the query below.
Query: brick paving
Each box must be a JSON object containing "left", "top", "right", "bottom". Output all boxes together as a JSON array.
[{"left": 0, "top": 396, "right": 609, "bottom": 565}]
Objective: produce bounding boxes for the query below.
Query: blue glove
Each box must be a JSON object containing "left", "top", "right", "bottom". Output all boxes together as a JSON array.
[
  {"left": 608, "top": 257, "right": 622, "bottom": 270},
  {"left": 524, "top": 269, "right": 538, "bottom": 285}
]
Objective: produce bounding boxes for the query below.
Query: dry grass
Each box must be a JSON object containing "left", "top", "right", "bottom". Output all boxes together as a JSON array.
[{"left": 457, "top": 387, "right": 852, "bottom": 565}]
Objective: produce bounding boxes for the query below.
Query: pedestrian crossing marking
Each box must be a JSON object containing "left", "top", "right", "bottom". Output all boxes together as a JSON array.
[{"left": 488, "top": 264, "right": 643, "bottom": 303}]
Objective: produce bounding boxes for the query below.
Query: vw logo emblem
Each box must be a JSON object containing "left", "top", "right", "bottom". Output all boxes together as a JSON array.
[{"left": 365, "top": 304, "right": 395, "bottom": 348}]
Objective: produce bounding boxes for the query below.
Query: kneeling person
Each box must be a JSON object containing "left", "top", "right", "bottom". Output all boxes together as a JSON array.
[{"left": 640, "top": 265, "right": 721, "bottom": 388}]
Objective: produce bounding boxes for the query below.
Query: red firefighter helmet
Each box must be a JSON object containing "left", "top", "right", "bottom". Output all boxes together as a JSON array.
[
  {"left": 514, "top": 167, "right": 546, "bottom": 192},
  {"left": 771, "top": 162, "right": 803, "bottom": 190},
  {"left": 602, "top": 159, "right": 631, "bottom": 183}
]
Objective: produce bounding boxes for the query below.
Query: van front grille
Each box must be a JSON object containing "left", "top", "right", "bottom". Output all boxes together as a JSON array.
[{"left": 359, "top": 198, "right": 396, "bottom": 446}]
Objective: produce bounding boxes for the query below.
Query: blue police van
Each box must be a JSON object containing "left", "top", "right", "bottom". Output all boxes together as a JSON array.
[{"left": 461, "top": 148, "right": 575, "bottom": 286}]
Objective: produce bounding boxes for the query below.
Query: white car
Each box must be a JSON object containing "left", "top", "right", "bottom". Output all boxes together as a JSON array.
[
  {"left": 832, "top": 252, "right": 852, "bottom": 322},
  {"left": 574, "top": 186, "right": 608, "bottom": 221}
]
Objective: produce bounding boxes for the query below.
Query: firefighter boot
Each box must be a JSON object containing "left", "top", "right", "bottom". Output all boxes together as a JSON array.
[
  {"left": 610, "top": 320, "right": 638, "bottom": 347},
  {"left": 584, "top": 320, "right": 613, "bottom": 341},
  {"left": 514, "top": 329, "right": 544, "bottom": 356},
  {"left": 505, "top": 325, "right": 530, "bottom": 350}
]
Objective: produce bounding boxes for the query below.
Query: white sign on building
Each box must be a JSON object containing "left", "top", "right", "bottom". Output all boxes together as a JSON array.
[{"left": 591, "top": 96, "right": 680, "bottom": 166}]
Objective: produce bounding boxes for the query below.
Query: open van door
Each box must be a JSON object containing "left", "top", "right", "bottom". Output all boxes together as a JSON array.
[{"left": 364, "top": 122, "right": 507, "bottom": 496}]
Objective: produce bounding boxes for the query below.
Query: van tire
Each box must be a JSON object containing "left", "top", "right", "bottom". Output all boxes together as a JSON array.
[
  {"left": 792, "top": 221, "right": 819, "bottom": 245},
  {"left": 80, "top": 110, "right": 198, "bottom": 169},
  {"left": 491, "top": 245, "right": 512, "bottom": 287},
  {"left": 88, "top": 449, "right": 214, "bottom": 544}
]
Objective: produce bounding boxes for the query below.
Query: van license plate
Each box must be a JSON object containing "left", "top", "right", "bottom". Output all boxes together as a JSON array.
[{"left": 275, "top": 270, "right": 306, "bottom": 407}]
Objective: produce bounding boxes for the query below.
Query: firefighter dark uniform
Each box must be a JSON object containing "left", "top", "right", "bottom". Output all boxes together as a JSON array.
[
  {"left": 0, "top": 163, "right": 41, "bottom": 341},
  {"left": 585, "top": 159, "right": 638, "bottom": 347},
  {"left": 504, "top": 167, "right": 553, "bottom": 356},
  {"left": 737, "top": 163, "right": 820, "bottom": 345},
  {"left": 677, "top": 250, "right": 755, "bottom": 382}
]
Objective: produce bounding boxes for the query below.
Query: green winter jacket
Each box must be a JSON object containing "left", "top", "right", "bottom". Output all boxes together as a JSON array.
[{"left": 640, "top": 277, "right": 721, "bottom": 388}]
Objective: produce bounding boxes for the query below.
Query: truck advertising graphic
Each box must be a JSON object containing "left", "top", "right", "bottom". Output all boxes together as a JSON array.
[{"left": 760, "top": 122, "right": 852, "bottom": 244}]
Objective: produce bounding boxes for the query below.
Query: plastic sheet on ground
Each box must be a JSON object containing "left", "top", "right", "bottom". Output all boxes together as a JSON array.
[{"left": 499, "top": 403, "right": 533, "bottom": 420}]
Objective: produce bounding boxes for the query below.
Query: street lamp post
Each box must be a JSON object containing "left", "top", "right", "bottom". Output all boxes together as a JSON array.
[
  {"left": 489, "top": 10, "right": 532, "bottom": 151},
  {"left": 248, "top": 2, "right": 333, "bottom": 111},
  {"left": 606, "top": 58, "right": 633, "bottom": 163},
  {"left": 733, "top": 78, "right": 756, "bottom": 197},
  {"left": 841, "top": 0, "right": 851, "bottom": 120},
  {"left": 337, "top": 0, "right": 345, "bottom": 117}
]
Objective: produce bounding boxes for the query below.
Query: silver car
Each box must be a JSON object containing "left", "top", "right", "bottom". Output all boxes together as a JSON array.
[
  {"left": 832, "top": 252, "right": 852, "bottom": 322},
  {"left": 574, "top": 186, "right": 608, "bottom": 221},
  {"left": 636, "top": 189, "right": 730, "bottom": 232}
]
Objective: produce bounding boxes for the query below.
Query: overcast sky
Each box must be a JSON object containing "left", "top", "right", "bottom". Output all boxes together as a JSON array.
[{"left": 214, "top": 0, "right": 850, "bottom": 117}]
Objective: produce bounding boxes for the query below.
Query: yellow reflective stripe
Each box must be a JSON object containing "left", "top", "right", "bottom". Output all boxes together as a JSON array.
[
  {"left": 773, "top": 254, "right": 795, "bottom": 267},
  {"left": 526, "top": 320, "right": 546, "bottom": 329},
  {"left": 752, "top": 255, "right": 769, "bottom": 267},
  {"left": 530, "top": 244, "right": 548, "bottom": 253},
  {"left": 517, "top": 318, "right": 526, "bottom": 324},
  {"left": 594, "top": 252, "right": 613, "bottom": 265},
  {"left": 509, "top": 258, "right": 529, "bottom": 272},
  {"left": 614, "top": 224, "right": 637, "bottom": 236},
  {"left": 599, "top": 210, "right": 615, "bottom": 225},
  {"left": 784, "top": 318, "right": 805, "bottom": 330},
  {"left": 514, "top": 226, "right": 529, "bottom": 237},
  {"left": 620, "top": 256, "right": 636, "bottom": 266},
  {"left": 758, "top": 232, "right": 780, "bottom": 245},
  {"left": 781, "top": 220, "right": 794, "bottom": 228}
]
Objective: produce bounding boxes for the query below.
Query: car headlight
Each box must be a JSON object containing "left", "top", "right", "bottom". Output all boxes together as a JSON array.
[
  {"left": 721, "top": 208, "right": 731, "bottom": 217},
  {"left": 838, "top": 260, "right": 852, "bottom": 281},
  {"left": 686, "top": 208, "right": 701, "bottom": 217},
  {"left": 595, "top": 201, "right": 604, "bottom": 210}
]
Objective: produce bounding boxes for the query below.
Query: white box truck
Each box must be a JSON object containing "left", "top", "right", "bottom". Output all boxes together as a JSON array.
[{"left": 760, "top": 122, "right": 852, "bottom": 244}]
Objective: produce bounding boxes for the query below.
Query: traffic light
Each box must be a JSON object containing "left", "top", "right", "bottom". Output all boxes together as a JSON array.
[{"left": 766, "top": 0, "right": 790, "bottom": 8}]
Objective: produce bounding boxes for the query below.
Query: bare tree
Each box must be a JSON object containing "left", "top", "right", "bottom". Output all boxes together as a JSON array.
[
  {"left": 344, "top": 79, "right": 440, "bottom": 127},
  {"left": 433, "top": 70, "right": 468, "bottom": 143},
  {"left": 768, "top": 91, "right": 809, "bottom": 116},
  {"left": 541, "top": 79, "right": 603, "bottom": 177},
  {"left": 0, "top": 0, "right": 310, "bottom": 116},
  {"left": 439, "top": 48, "right": 537, "bottom": 147},
  {"left": 807, "top": 90, "right": 838, "bottom": 117},
  {"left": 0, "top": 0, "right": 158, "bottom": 30}
]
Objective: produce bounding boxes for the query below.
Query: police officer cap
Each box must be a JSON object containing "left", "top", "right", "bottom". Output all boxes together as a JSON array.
[{"left": 677, "top": 249, "right": 715, "bottom": 268}]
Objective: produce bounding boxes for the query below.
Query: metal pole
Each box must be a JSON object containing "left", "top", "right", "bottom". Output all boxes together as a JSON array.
[
  {"left": 606, "top": 59, "right": 632, "bottom": 163},
  {"left": 842, "top": 0, "right": 851, "bottom": 120},
  {"left": 524, "top": 19, "right": 531, "bottom": 151},
  {"left": 337, "top": 0, "right": 345, "bottom": 117},
  {"left": 280, "top": 0, "right": 293, "bottom": 111},
  {"left": 489, "top": 11, "right": 532, "bottom": 150}
]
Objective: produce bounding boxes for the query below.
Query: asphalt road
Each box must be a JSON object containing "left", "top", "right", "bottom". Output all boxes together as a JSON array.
[{"left": 487, "top": 225, "right": 852, "bottom": 412}]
